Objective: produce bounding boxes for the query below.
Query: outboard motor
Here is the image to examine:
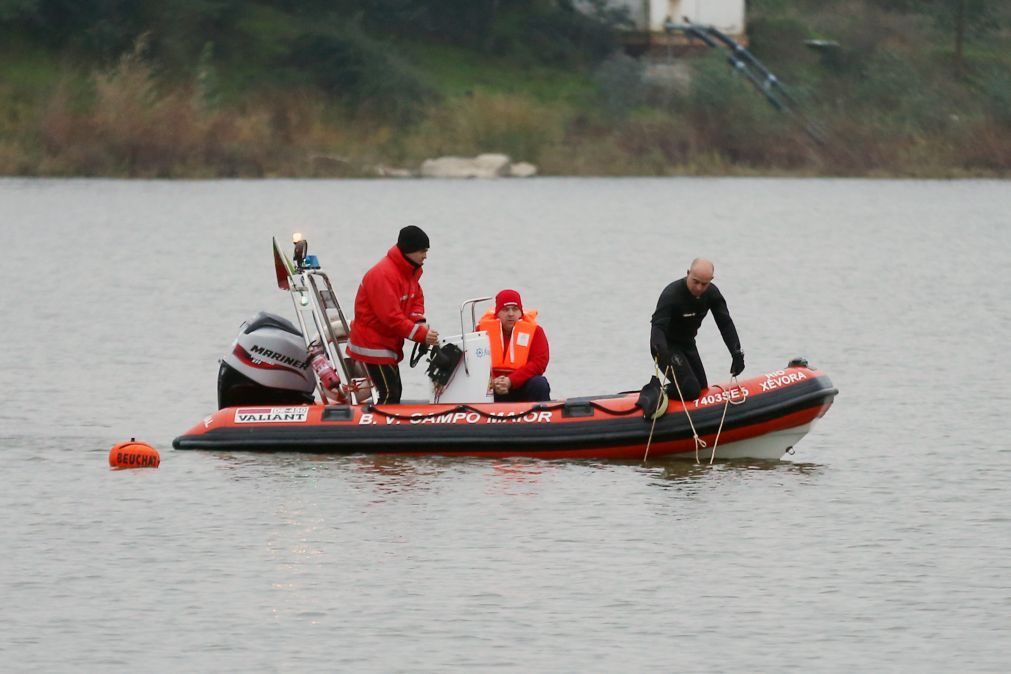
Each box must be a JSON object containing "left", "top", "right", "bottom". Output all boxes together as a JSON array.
[{"left": 217, "top": 312, "right": 316, "bottom": 409}]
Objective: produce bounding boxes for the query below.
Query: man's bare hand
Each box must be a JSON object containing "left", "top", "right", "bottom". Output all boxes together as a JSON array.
[{"left": 492, "top": 376, "right": 511, "bottom": 395}]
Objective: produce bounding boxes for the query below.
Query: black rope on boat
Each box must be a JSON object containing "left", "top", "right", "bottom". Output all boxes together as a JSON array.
[
  {"left": 367, "top": 401, "right": 565, "bottom": 422},
  {"left": 367, "top": 403, "right": 465, "bottom": 421},
  {"left": 366, "top": 397, "right": 642, "bottom": 422},
  {"left": 588, "top": 401, "right": 641, "bottom": 417}
]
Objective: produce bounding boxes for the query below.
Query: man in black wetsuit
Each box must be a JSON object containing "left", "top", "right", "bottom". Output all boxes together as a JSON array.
[{"left": 650, "top": 258, "right": 745, "bottom": 401}]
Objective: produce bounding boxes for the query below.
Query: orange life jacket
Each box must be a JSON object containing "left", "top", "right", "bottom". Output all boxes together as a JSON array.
[{"left": 477, "top": 309, "right": 539, "bottom": 374}]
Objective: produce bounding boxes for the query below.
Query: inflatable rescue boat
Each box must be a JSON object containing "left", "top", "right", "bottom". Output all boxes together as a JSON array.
[{"left": 172, "top": 237, "right": 837, "bottom": 460}]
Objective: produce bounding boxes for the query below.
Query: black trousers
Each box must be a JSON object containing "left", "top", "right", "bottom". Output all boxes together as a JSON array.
[
  {"left": 658, "top": 343, "right": 707, "bottom": 401},
  {"left": 365, "top": 363, "right": 403, "bottom": 405},
  {"left": 494, "top": 375, "right": 551, "bottom": 403}
]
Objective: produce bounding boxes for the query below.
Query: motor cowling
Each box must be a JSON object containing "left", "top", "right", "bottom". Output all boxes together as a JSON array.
[{"left": 217, "top": 312, "right": 316, "bottom": 409}]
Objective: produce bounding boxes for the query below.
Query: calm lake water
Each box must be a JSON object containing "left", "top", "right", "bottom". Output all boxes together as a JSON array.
[{"left": 1, "top": 177, "right": 1008, "bottom": 672}]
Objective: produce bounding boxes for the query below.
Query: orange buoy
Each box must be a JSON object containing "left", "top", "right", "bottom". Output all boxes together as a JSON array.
[{"left": 109, "top": 438, "right": 160, "bottom": 469}]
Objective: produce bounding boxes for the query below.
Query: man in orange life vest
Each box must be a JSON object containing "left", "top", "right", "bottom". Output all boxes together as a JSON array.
[
  {"left": 477, "top": 289, "right": 551, "bottom": 402},
  {"left": 347, "top": 225, "right": 440, "bottom": 404}
]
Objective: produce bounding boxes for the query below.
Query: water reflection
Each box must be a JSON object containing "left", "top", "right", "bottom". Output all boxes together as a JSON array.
[
  {"left": 199, "top": 448, "right": 826, "bottom": 509},
  {"left": 483, "top": 459, "right": 550, "bottom": 497},
  {"left": 346, "top": 455, "right": 455, "bottom": 497},
  {"left": 641, "top": 457, "right": 825, "bottom": 493},
  {"left": 201, "top": 451, "right": 357, "bottom": 482},
  {"left": 349, "top": 455, "right": 558, "bottom": 498}
]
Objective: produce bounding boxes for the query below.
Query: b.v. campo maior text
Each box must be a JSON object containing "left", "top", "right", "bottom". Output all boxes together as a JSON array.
[{"left": 359, "top": 410, "right": 554, "bottom": 425}]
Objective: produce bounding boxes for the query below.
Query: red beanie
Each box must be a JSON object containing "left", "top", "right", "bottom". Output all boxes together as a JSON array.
[{"left": 495, "top": 289, "right": 523, "bottom": 314}]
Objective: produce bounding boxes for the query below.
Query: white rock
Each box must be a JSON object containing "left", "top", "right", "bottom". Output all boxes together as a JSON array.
[
  {"left": 420, "top": 154, "right": 512, "bottom": 178},
  {"left": 509, "top": 161, "right": 538, "bottom": 178},
  {"left": 474, "top": 153, "right": 512, "bottom": 175},
  {"left": 374, "top": 165, "right": 415, "bottom": 178}
]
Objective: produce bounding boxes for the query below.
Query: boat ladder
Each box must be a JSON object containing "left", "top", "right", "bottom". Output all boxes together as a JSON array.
[{"left": 276, "top": 238, "right": 369, "bottom": 405}]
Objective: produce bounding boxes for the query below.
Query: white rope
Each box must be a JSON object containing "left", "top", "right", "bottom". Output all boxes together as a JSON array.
[
  {"left": 710, "top": 397, "right": 730, "bottom": 464},
  {"left": 645, "top": 363, "right": 748, "bottom": 465},
  {"left": 706, "top": 376, "right": 748, "bottom": 464},
  {"left": 661, "top": 363, "right": 707, "bottom": 464}
]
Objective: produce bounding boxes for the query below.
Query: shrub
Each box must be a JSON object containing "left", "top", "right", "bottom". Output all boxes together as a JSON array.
[
  {"left": 403, "top": 92, "right": 566, "bottom": 164},
  {"left": 283, "top": 24, "right": 437, "bottom": 124},
  {"left": 747, "top": 15, "right": 819, "bottom": 78},
  {"left": 592, "top": 52, "right": 645, "bottom": 119},
  {"left": 979, "top": 66, "right": 1011, "bottom": 127}
]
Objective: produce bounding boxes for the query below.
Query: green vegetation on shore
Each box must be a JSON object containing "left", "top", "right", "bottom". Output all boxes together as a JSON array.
[{"left": 0, "top": 0, "right": 1008, "bottom": 178}]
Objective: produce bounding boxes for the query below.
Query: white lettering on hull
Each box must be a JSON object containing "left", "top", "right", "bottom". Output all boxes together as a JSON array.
[
  {"left": 693, "top": 387, "right": 749, "bottom": 408},
  {"left": 234, "top": 406, "right": 309, "bottom": 423},
  {"left": 355, "top": 409, "right": 556, "bottom": 425},
  {"left": 760, "top": 371, "right": 808, "bottom": 392}
]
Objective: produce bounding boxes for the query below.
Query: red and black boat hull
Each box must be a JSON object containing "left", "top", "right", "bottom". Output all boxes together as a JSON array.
[{"left": 173, "top": 366, "right": 837, "bottom": 460}]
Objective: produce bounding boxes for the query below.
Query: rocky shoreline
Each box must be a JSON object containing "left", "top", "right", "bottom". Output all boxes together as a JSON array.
[{"left": 375, "top": 154, "right": 538, "bottom": 179}]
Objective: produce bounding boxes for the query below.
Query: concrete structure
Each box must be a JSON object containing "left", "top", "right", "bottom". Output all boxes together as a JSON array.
[{"left": 603, "top": 0, "right": 747, "bottom": 50}]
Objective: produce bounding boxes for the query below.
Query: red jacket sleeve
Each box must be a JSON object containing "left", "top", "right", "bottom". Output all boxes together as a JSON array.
[
  {"left": 407, "top": 283, "right": 428, "bottom": 342},
  {"left": 409, "top": 283, "right": 426, "bottom": 323},
  {"left": 507, "top": 325, "right": 549, "bottom": 389},
  {"left": 361, "top": 267, "right": 426, "bottom": 341}
]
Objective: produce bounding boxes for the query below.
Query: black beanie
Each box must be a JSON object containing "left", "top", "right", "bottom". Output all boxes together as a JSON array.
[{"left": 397, "top": 225, "right": 430, "bottom": 255}]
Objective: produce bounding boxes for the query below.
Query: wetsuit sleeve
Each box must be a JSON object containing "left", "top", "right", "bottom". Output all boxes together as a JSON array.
[
  {"left": 507, "top": 326, "right": 549, "bottom": 389},
  {"left": 649, "top": 284, "right": 676, "bottom": 363},
  {"left": 650, "top": 283, "right": 677, "bottom": 330},
  {"left": 361, "top": 269, "right": 427, "bottom": 342},
  {"left": 711, "top": 288, "right": 742, "bottom": 355},
  {"left": 649, "top": 325, "right": 669, "bottom": 364}
]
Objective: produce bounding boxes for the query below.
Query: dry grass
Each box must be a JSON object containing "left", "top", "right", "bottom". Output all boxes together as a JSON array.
[
  {"left": 399, "top": 92, "right": 568, "bottom": 166},
  {"left": 1, "top": 40, "right": 1008, "bottom": 178}
]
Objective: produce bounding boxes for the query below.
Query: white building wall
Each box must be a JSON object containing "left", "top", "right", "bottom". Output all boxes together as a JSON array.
[{"left": 606, "top": 0, "right": 745, "bottom": 35}]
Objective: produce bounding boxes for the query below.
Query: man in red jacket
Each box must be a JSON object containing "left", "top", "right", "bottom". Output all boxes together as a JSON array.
[
  {"left": 348, "top": 225, "right": 440, "bottom": 404},
  {"left": 477, "top": 289, "right": 551, "bottom": 402}
]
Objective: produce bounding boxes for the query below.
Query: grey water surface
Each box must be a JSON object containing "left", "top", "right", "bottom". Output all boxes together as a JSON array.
[{"left": 0, "top": 177, "right": 1008, "bottom": 672}]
